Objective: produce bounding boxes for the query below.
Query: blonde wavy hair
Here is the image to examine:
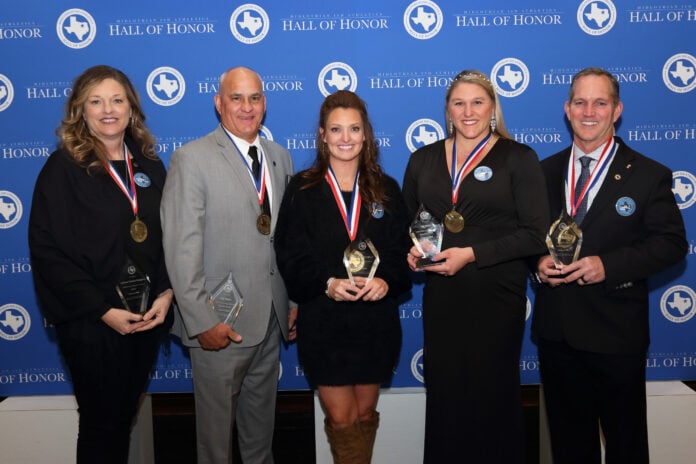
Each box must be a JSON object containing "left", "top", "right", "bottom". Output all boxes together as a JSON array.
[{"left": 58, "top": 65, "right": 157, "bottom": 174}]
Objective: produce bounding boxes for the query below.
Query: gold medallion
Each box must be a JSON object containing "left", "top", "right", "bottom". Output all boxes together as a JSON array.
[
  {"left": 348, "top": 250, "right": 365, "bottom": 273},
  {"left": 256, "top": 213, "right": 271, "bottom": 235},
  {"left": 444, "top": 210, "right": 465, "bottom": 233},
  {"left": 130, "top": 217, "right": 148, "bottom": 243}
]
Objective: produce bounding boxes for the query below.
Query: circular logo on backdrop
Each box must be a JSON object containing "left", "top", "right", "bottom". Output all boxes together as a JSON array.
[
  {"left": 0, "top": 304, "right": 31, "bottom": 341},
  {"left": 491, "top": 58, "right": 530, "bottom": 97},
  {"left": 577, "top": 0, "right": 616, "bottom": 36},
  {"left": 410, "top": 348, "right": 425, "bottom": 383},
  {"left": 406, "top": 118, "right": 444, "bottom": 152},
  {"left": 56, "top": 9, "right": 96, "bottom": 49},
  {"left": 230, "top": 4, "right": 269, "bottom": 44},
  {"left": 672, "top": 171, "right": 696, "bottom": 210},
  {"left": 403, "top": 0, "right": 443, "bottom": 40},
  {"left": 0, "top": 74, "right": 14, "bottom": 112},
  {"left": 146, "top": 67, "right": 185, "bottom": 106},
  {"left": 662, "top": 54, "right": 696, "bottom": 94},
  {"left": 317, "top": 62, "right": 357, "bottom": 97},
  {"left": 259, "top": 125, "right": 274, "bottom": 141},
  {"left": 661, "top": 285, "right": 696, "bottom": 323},
  {"left": 0, "top": 190, "right": 22, "bottom": 229}
]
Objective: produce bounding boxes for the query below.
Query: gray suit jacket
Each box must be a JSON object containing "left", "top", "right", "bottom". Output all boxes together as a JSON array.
[{"left": 161, "top": 125, "right": 294, "bottom": 348}]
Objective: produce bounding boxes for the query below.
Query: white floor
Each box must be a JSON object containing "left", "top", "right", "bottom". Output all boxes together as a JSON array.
[
  {"left": 0, "top": 395, "right": 153, "bottom": 464},
  {"left": 314, "top": 382, "right": 696, "bottom": 464}
]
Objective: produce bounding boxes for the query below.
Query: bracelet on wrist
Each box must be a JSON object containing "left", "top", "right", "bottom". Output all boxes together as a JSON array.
[{"left": 325, "top": 277, "right": 335, "bottom": 296}]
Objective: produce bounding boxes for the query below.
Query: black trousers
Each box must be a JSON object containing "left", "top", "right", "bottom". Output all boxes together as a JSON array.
[
  {"left": 538, "top": 338, "right": 649, "bottom": 464},
  {"left": 56, "top": 317, "right": 165, "bottom": 464}
]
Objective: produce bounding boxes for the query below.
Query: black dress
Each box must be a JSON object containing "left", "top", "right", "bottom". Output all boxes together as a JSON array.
[
  {"left": 274, "top": 173, "right": 412, "bottom": 386},
  {"left": 402, "top": 138, "right": 549, "bottom": 463}
]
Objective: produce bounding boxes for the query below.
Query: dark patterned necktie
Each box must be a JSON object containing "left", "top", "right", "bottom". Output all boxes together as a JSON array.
[
  {"left": 574, "top": 156, "right": 593, "bottom": 224},
  {"left": 248, "top": 145, "right": 260, "bottom": 181}
]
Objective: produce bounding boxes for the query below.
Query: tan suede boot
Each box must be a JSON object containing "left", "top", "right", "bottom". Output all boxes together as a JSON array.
[
  {"left": 324, "top": 418, "right": 369, "bottom": 464},
  {"left": 359, "top": 410, "right": 380, "bottom": 463}
]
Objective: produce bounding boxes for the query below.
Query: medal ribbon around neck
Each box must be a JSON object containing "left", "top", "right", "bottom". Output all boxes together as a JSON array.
[
  {"left": 566, "top": 136, "right": 618, "bottom": 218},
  {"left": 224, "top": 127, "right": 268, "bottom": 208},
  {"left": 450, "top": 131, "right": 492, "bottom": 207},
  {"left": 325, "top": 167, "right": 361, "bottom": 241},
  {"left": 248, "top": 159, "right": 268, "bottom": 208},
  {"left": 105, "top": 144, "right": 139, "bottom": 217}
]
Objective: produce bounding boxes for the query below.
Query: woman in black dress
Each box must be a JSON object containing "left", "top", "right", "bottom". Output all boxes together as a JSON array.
[
  {"left": 402, "top": 70, "right": 549, "bottom": 463},
  {"left": 28, "top": 65, "right": 173, "bottom": 464},
  {"left": 275, "top": 90, "right": 411, "bottom": 463}
]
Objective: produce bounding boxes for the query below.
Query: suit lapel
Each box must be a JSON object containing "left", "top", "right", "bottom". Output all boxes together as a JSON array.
[
  {"left": 259, "top": 139, "right": 286, "bottom": 228},
  {"left": 547, "top": 148, "right": 572, "bottom": 218},
  {"left": 214, "top": 126, "right": 263, "bottom": 213}
]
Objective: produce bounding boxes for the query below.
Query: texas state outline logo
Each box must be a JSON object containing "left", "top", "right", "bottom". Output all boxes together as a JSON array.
[
  {"left": 230, "top": 4, "right": 270, "bottom": 44},
  {"left": 56, "top": 8, "right": 96, "bottom": 49}
]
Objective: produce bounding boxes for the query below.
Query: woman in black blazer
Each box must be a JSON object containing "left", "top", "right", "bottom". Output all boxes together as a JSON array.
[
  {"left": 275, "top": 90, "right": 411, "bottom": 463},
  {"left": 28, "top": 65, "right": 173, "bottom": 464}
]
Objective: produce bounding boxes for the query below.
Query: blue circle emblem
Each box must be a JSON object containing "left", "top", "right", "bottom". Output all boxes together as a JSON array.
[
  {"left": 474, "top": 166, "right": 493, "bottom": 181},
  {"left": 134, "top": 172, "right": 151, "bottom": 188},
  {"left": 615, "top": 196, "right": 636, "bottom": 216}
]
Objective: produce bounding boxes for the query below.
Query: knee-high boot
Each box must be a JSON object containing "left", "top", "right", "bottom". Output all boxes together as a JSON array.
[
  {"left": 324, "top": 418, "right": 368, "bottom": 464},
  {"left": 359, "top": 410, "right": 380, "bottom": 463}
]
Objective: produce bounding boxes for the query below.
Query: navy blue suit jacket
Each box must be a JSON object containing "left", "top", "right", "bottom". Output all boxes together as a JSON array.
[{"left": 532, "top": 137, "right": 687, "bottom": 354}]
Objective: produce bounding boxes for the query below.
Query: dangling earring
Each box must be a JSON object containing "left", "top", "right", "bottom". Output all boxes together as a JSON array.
[
  {"left": 447, "top": 115, "right": 453, "bottom": 135},
  {"left": 490, "top": 114, "right": 497, "bottom": 132}
]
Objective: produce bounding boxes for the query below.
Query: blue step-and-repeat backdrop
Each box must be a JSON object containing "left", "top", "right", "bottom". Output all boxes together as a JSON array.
[{"left": 1, "top": 1, "right": 695, "bottom": 395}]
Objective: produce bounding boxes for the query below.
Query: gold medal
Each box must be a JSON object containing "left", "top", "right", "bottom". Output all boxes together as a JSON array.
[
  {"left": 130, "top": 217, "right": 148, "bottom": 243},
  {"left": 444, "top": 210, "right": 465, "bottom": 233},
  {"left": 256, "top": 213, "right": 271, "bottom": 235},
  {"left": 348, "top": 250, "right": 365, "bottom": 273}
]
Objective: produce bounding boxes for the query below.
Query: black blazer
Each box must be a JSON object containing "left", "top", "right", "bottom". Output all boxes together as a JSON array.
[
  {"left": 29, "top": 137, "right": 170, "bottom": 325},
  {"left": 274, "top": 173, "right": 412, "bottom": 304},
  {"left": 532, "top": 137, "right": 687, "bottom": 354}
]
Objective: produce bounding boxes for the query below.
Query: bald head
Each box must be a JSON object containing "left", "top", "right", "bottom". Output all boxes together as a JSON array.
[{"left": 214, "top": 67, "right": 266, "bottom": 143}]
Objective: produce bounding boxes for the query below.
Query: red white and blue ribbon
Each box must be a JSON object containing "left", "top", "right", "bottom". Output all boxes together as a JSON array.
[
  {"left": 566, "top": 136, "right": 618, "bottom": 218},
  {"left": 222, "top": 126, "right": 268, "bottom": 208},
  {"left": 326, "top": 167, "right": 361, "bottom": 241},
  {"left": 105, "top": 144, "right": 139, "bottom": 216},
  {"left": 450, "top": 132, "right": 492, "bottom": 206}
]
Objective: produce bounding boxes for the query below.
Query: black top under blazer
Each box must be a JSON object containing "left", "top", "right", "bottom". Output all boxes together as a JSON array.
[{"left": 29, "top": 137, "right": 171, "bottom": 325}]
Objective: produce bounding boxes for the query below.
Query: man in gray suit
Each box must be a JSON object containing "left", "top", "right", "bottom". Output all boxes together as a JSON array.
[{"left": 161, "top": 67, "right": 296, "bottom": 464}]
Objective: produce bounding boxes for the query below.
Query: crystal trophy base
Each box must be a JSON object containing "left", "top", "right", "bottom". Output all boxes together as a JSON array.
[
  {"left": 343, "top": 238, "right": 380, "bottom": 285},
  {"left": 409, "top": 205, "right": 444, "bottom": 269},
  {"left": 209, "top": 272, "right": 243, "bottom": 327},
  {"left": 116, "top": 257, "right": 151, "bottom": 315},
  {"left": 546, "top": 210, "right": 583, "bottom": 268}
]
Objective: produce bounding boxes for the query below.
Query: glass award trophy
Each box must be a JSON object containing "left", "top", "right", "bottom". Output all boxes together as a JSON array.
[
  {"left": 409, "top": 205, "right": 444, "bottom": 268},
  {"left": 546, "top": 209, "right": 583, "bottom": 268},
  {"left": 208, "top": 272, "right": 243, "bottom": 328},
  {"left": 343, "top": 238, "right": 380, "bottom": 285},
  {"left": 115, "top": 257, "right": 151, "bottom": 315}
]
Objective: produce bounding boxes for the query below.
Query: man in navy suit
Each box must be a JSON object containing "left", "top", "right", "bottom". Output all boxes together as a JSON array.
[{"left": 533, "top": 67, "right": 687, "bottom": 464}]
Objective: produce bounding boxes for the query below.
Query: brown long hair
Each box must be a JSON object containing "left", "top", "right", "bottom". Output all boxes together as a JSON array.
[
  {"left": 300, "top": 90, "right": 387, "bottom": 207},
  {"left": 57, "top": 65, "right": 157, "bottom": 174}
]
